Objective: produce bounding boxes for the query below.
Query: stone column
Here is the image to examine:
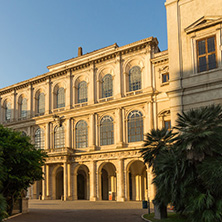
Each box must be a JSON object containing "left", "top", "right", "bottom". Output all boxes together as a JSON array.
[
  {"left": 122, "top": 108, "right": 126, "bottom": 144},
  {"left": 45, "top": 78, "right": 51, "bottom": 114},
  {"left": 115, "top": 108, "right": 123, "bottom": 147},
  {"left": 63, "top": 162, "right": 68, "bottom": 201},
  {"left": 88, "top": 62, "right": 95, "bottom": 104},
  {"left": 66, "top": 118, "right": 71, "bottom": 148},
  {"left": 117, "top": 159, "right": 125, "bottom": 201},
  {"left": 73, "top": 172, "right": 78, "bottom": 200},
  {"left": 65, "top": 70, "right": 72, "bottom": 109},
  {"left": 89, "top": 113, "right": 95, "bottom": 150},
  {"left": 50, "top": 123, "right": 54, "bottom": 149},
  {"left": 143, "top": 45, "right": 152, "bottom": 91},
  {"left": 27, "top": 84, "right": 33, "bottom": 118},
  {"left": 135, "top": 175, "right": 142, "bottom": 201},
  {"left": 46, "top": 165, "right": 49, "bottom": 197},
  {"left": 67, "top": 163, "right": 71, "bottom": 198},
  {"left": 114, "top": 52, "right": 122, "bottom": 98},
  {"left": 95, "top": 113, "right": 99, "bottom": 147},
  {"left": 13, "top": 90, "right": 18, "bottom": 121},
  {"left": 42, "top": 165, "right": 46, "bottom": 200},
  {"left": 144, "top": 102, "right": 149, "bottom": 134},
  {"left": 149, "top": 101, "right": 154, "bottom": 130},
  {"left": 90, "top": 161, "right": 97, "bottom": 201},
  {"left": 45, "top": 123, "right": 50, "bottom": 150}
]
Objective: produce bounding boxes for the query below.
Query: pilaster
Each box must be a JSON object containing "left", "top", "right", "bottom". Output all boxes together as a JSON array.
[
  {"left": 42, "top": 165, "right": 46, "bottom": 200},
  {"left": 88, "top": 62, "right": 95, "bottom": 104},
  {"left": 90, "top": 161, "right": 97, "bottom": 201},
  {"left": 117, "top": 159, "right": 125, "bottom": 201},
  {"left": 63, "top": 162, "right": 68, "bottom": 201},
  {"left": 45, "top": 78, "right": 51, "bottom": 114},
  {"left": 65, "top": 70, "right": 72, "bottom": 109},
  {"left": 114, "top": 52, "right": 122, "bottom": 98},
  {"left": 89, "top": 113, "right": 96, "bottom": 150}
]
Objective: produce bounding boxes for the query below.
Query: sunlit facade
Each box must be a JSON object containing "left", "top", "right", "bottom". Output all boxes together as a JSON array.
[{"left": 0, "top": 0, "right": 221, "bottom": 203}]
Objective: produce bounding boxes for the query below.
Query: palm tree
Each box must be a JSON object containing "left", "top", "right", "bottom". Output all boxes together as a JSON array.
[
  {"left": 174, "top": 105, "right": 222, "bottom": 222},
  {"left": 140, "top": 128, "right": 177, "bottom": 219},
  {"left": 140, "top": 105, "right": 222, "bottom": 222}
]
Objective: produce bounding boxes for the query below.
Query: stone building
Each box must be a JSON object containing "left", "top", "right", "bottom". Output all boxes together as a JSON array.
[{"left": 0, "top": 0, "right": 221, "bottom": 202}]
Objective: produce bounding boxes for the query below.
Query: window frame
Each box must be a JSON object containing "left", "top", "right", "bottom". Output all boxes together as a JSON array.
[
  {"left": 78, "top": 81, "right": 88, "bottom": 104},
  {"left": 127, "top": 110, "right": 143, "bottom": 143},
  {"left": 54, "top": 125, "right": 65, "bottom": 148},
  {"left": 129, "top": 66, "right": 142, "bottom": 92},
  {"left": 102, "top": 74, "right": 113, "bottom": 98},
  {"left": 196, "top": 35, "right": 217, "bottom": 73},
  {"left": 162, "top": 72, "right": 169, "bottom": 84},
  {"left": 5, "top": 101, "right": 11, "bottom": 121},
  {"left": 56, "top": 87, "right": 65, "bottom": 108},
  {"left": 75, "top": 120, "right": 88, "bottom": 148},
  {"left": 35, "top": 128, "right": 45, "bottom": 150},
  {"left": 100, "top": 115, "right": 114, "bottom": 146},
  {"left": 38, "top": 92, "right": 45, "bottom": 114}
]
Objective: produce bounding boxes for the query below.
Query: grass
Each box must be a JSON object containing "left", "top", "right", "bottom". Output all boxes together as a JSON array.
[{"left": 143, "top": 212, "right": 188, "bottom": 222}]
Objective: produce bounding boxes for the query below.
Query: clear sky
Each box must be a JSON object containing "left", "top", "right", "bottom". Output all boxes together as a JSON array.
[{"left": 0, "top": 0, "right": 167, "bottom": 89}]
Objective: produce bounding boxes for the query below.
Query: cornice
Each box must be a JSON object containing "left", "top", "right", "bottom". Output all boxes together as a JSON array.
[
  {"left": 0, "top": 36, "right": 158, "bottom": 96},
  {"left": 151, "top": 50, "right": 169, "bottom": 64}
]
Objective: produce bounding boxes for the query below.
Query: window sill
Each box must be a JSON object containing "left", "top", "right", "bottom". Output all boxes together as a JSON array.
[
  {"left": 196, "top": 67, "right": 220, "bottom": 75},
  {"left": 53, "top": 107, "right": 65, "bottom": 113},
  {"left": 74, "top": 102, "right": 88, "bottom": 108},
  {"left": 35, "top": 112, "right": 45, "bottom": 117},
  {"left": 161, "top": 81, "right": 170, "bottom": 86},
  {"left": 98, "top": 97, "right": 114, "bottom": 103},
  {"left": 126, "top": 89, "right": 143, "bottom": 97}
]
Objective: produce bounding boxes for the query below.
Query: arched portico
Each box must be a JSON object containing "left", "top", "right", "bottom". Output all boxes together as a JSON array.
[
  {"left": 98, "top": 162, "right": 117, "bottom": 200},
  {"left": 126, "top": 160, "right": 147, "bottom": 201},
  {"left": 73, "top": 164, "right": 90, "bottom": 200},
  {"left": 51, "top": 166, "right": 64, "bottom": 200}
]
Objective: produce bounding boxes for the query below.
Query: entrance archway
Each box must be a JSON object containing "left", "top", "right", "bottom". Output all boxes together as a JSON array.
[
  {"left": 77, "top": 165, "right": 89, "bottom": 200},
  {"left": 56, "top": 167, "right": 64, "bottom": 199},
  {"left": 127, "top": 160, "right": 147, "bottom": 201},
  {"left": 99, "top": 162, "right": 116, "bottom": 200}
]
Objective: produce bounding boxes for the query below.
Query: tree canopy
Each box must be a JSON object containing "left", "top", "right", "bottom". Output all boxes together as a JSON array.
[
  {"left": 0, "top": 125, "right": 47, "bottom": 219},
  {"left": 140, "top": 105, "right": 222, "bottom": 222}
]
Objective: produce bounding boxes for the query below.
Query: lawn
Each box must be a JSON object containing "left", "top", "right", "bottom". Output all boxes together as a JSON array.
[{"left": 143, "top": 213, "right": 187, "bottom": 222}]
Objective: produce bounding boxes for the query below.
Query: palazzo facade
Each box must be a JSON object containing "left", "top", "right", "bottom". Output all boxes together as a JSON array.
[{"left": 0, "top": 0, "right": 222, "bottom": 203}]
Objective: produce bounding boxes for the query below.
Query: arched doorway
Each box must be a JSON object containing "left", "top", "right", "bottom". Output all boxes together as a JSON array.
[
  {"left": 127, "top": 160, "right": 147, "bottom": 201},
  {"left": 99, "top": 162, "right": 116, "bottom": 200},
  {"left": 56, "top": 167, "right": 64, "bottom": 199},
  {"left": 76, "top": 165, "right": 89, "bottom": 200}
]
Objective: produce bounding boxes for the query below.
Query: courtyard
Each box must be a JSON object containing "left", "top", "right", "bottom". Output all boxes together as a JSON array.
[{"left": 8, "top": 200, "right": 146, "bottom": 222}]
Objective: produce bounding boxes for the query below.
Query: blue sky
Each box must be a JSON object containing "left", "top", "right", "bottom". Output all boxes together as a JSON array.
[{"left": 0, "top": 0, "right": 167, "bottom": 89}]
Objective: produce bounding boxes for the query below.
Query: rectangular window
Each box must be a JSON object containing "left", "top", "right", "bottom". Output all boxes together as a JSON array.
[
  {"left": 197, "top": 36, "right": 217, "bottom": 72},
  {"left": 162, "top": 73, "right": 169, "bottom": 83},
  {"left": 164, "top": 120, "right": 171, "bottom": 131}
]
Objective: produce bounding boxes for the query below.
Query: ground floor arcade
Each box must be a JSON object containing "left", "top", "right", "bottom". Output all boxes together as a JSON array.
[{"left": 28, "top": 149, "right": 155, "bottom": 203}]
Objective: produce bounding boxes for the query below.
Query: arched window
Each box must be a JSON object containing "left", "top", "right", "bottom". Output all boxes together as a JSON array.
[
  {"left": 128, "top": 110, "right": 143, "bottom": 142},
  {"left": 54, "top": 125, "right": 65, "bottom": 148},
  {"left": 78, "top": 81, "right": 88, "bottom": 103},
  {"left": 129, "top": 66, "right": 141, "bottom": 91},
  {"left": 76, "top": 120, "right": 88, "bottom": 148},
  {"left": 20, "top": 98, "right": 27, "bottom": 118},
  {"left": 57, "top": 87, "right": 65, "bottom": 108},
  {"left": 100, "top": 116, "right": 114, "bottom": 146},
  {"left": 5, "top": 102, "right": 11, "bottom": 121},
  {"left": 35, "top": 128, "right": 45, "bottom": 149},
  {"left": 102, "top": 74, "right": 113, "bottom": 98},
  {"left": 38, "top": 93, "right": 45, "bottom": 114}
]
